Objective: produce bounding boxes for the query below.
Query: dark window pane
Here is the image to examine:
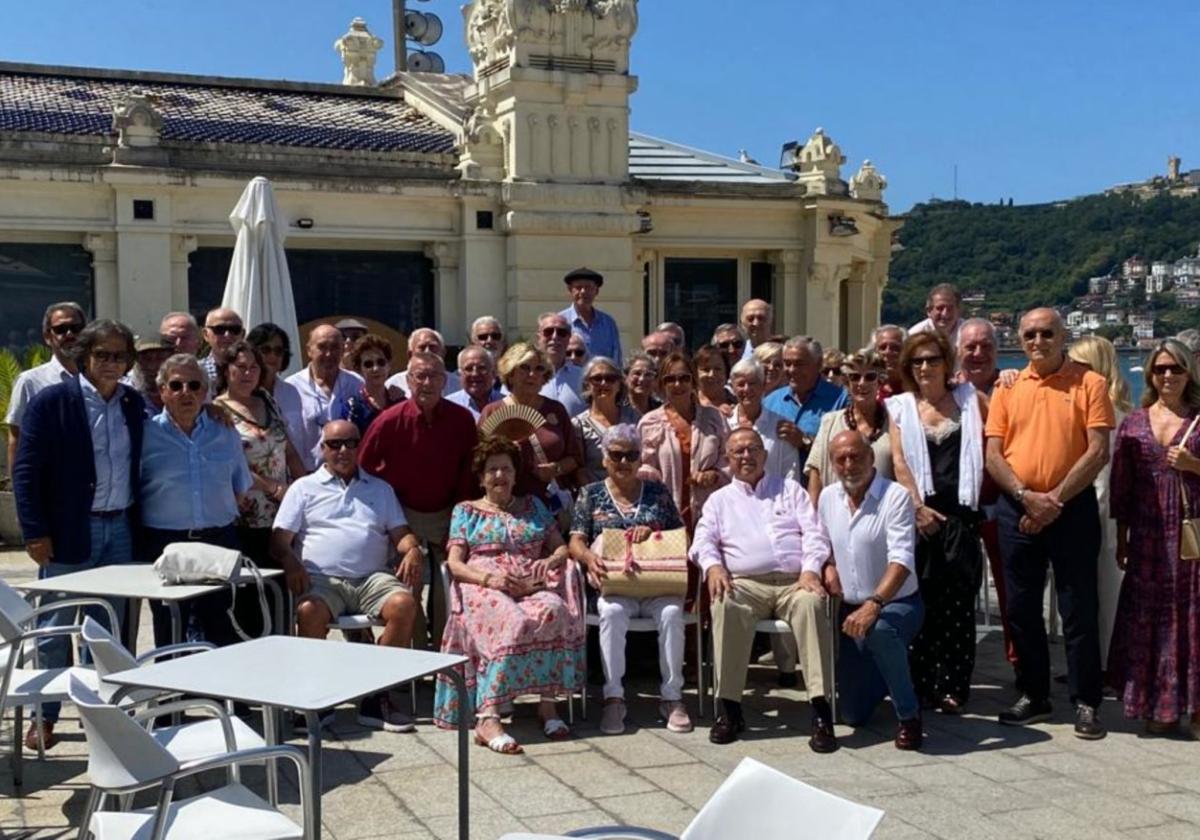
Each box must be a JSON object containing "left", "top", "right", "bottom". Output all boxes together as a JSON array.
[
  {"left": 751, "top": 261, "right": 774, "bottom": 305},
  {"left": 663, "top": 258, "right": 738, "bottom": 352},
  {"left": 0, "top": 243, "right": 93, "bottom": 358}
]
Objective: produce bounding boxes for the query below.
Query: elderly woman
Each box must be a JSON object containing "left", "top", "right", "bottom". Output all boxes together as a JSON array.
[
  {"left": 752, "top": 341, "right": 786, "bottom": 394},
  {"left": 141, "top": 353, "right": 253, "bottom": 647},
  {"left": 566, "top": 333, "right": 590, "bottom": 368},
  {"left": 435, "top": 436, "right": 584, "bottom": 753},
  {"left": 623, "top": 352, "right": 661, "bottom": 417},
  {"left": 727, "top": 358, "right": 799, "bottom": 481},
  {"left": 822, "top": 348, "right": 847, "bottom": 389},
  {"left": 481, "top": 342, "right": 584, "bottom": 512},
  {"left": 1109, "top": 339, "right": 1200, "bottom": 738},
  {"left": 246, "top": 322, "right": 304, "bottom": 453},
  {"left": 695, "top": 343, "right": 735, "bottom": 418},
  {"left": 569, "top": 424, "right": 691, "bottom": 736},
  {"left": 572, "top": 356, "right": 639, "bottom": 485},
  {"left": 337, "top": 333, "right": 405, "bottom": 434},
  {"left": 805, "top": 349, "right": 893, "bottom": 501},
  {"left": 638, "top": 351, "right": 729, "bottom": 531},
  {"left": 888, "top": 332, "right": 987, "bottom": 714}
]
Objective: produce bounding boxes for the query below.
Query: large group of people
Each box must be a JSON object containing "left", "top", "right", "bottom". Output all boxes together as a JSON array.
[{"left": 7, "top": 270, "right": 1200, "bottom": 758}]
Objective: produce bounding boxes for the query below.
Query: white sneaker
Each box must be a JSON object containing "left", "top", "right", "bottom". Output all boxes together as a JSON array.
[
  {"left": 660, "top": 700, "right": 693, "bottom": 733},
  {"left": 600, "top": 699, "right": 626, "bottom": 735}
]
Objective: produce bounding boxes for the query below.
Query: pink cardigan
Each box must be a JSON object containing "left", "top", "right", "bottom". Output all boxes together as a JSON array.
[{"left": 637, "top": 403, "right": 730, "bottom": 522}]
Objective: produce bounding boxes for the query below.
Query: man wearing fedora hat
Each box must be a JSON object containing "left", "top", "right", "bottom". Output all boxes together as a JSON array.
[{"left": 559, "top": 267, "right": 622, "bottom": 366}]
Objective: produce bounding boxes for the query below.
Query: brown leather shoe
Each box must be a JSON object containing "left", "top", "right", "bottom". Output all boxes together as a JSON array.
[
  {"left": 895, "top": 717, "right": 923, "bottom": 751},
  {"left": 708, "top": 713, "right": 745, "bottom": 745},
  {"left": 809, "top": 713, "right": 839, "bottom": 753},
  {"left": 24, "top": 721, "right": 57, "bottom": 751}
]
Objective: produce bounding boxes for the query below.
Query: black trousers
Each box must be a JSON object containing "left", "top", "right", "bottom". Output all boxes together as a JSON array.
[
  {"left": 996, "top": 488, "right": 1103, "bottom": 707},
  {"left": 142, "top": 524, "right": 241, "bottom": 648}
]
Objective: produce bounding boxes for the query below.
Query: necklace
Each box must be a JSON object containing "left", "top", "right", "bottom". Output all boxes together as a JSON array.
[{"left": 845, "top": 405, "right": 884, "bottom": 442}]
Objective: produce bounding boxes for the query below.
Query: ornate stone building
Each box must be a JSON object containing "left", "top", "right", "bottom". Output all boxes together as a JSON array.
[{"left": 0, "top": 1, "right": 898, "bottom": 357}]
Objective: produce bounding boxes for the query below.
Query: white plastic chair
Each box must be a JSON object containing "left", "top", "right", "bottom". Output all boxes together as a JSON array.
[
  {"left": 0, "top": 578, "right": 115, "bottom": 787},
  {"left": 68, "top": 674, "right": 310, "bottom": 840},
  {"left": 679, "top": 757, "right": 883, "bottom": 840}
]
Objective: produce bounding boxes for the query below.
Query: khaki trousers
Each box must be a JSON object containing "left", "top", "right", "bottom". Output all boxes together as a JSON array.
[
  {"left": 403, "top": 506, "right": 452, "bottom": 646},
  {"left": 711, "top": 572, "right": 828, "bottom": 702}
]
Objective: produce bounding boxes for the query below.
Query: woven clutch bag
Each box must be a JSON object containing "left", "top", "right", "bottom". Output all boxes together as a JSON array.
[{"left": 597, "top": 527, "right": 690, "bottom": 599}]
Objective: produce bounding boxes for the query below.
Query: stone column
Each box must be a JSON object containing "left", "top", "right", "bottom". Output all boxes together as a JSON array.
[
  {"left": 170, "top": 235, "right": 198, "bottom": 312},
  {"left": 770, "top": 249, "right": 804, "bottom": 336},
  {"left": 425, "top": 242, "right": 463, "bottom": 345},
  {"left": 83, "top": 233, "right": 118, "bottom": 320}
]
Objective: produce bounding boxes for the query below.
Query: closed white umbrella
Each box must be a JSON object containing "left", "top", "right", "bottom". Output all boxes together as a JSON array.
[{"left": 221, "top": 176, "right": 302, "bottom": 377}]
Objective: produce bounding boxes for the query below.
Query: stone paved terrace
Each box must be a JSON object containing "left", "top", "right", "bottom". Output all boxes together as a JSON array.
[{"left": 3, "top": 548, "right": 1200, "bottom": 840}]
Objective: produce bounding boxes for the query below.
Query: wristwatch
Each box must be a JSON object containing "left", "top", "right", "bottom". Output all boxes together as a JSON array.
[
  {"left": 867, "top": 594, "right": 886, "bottom": 608},
  {"left": 1014, "top": 487, "right": 1027, "bottom": 503}
]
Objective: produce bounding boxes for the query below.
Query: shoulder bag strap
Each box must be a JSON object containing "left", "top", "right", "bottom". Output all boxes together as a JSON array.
[{"left": 1179, "top": 414, "right": 1200, "bottom": 520}]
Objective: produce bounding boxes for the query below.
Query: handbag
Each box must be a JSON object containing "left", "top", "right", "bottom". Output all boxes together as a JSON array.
[
  {"left": 1180, "top": 415, "right": 1200, "bottom": 561},
  {"left": 596, "top": 527, "right": 689, "bottom": 599},
  {"left": 153, "top": 542, "right": 272, "bottom": 639}
]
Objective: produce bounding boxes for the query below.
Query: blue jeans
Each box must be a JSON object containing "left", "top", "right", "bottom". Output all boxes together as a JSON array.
[
  {"left": 36, "top": 513, "right": 133, "bottom": 723},
  {"left": 837, "top": 593, "right": 924, "bottom": 725}
]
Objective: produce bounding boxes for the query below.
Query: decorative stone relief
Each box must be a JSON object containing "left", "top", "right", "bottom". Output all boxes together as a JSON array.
[
  {"left": 465, "top": 0, "right": 638, "bottom": 72},
  {"left": 334, "top": 18, "right": 384, "bottom": 86},
  {"left": 112, "top": 92, "right": 163, "bottom": 149},
  {"left": 794, "top": 127, "right": 846, "bottom": 196},
  {"left": 849, "top": 159, "right": 887, "bottom": 202}
]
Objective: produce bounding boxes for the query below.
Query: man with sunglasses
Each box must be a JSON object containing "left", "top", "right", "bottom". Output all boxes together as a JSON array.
[
  {"left": 985, "top": 308, "right": 1115, "bottom": 739},
  {"left": 5, "top": 301, "right": 86, "bottom": 479},
  {"left": 712, "top": 324, "right": 749, "bottom": 377},
  {"left": 470, "top": 316, "right": 507, "bottom": 359},
  {"left": 199, "top": 307, "right": 245, "bottom": 396},
  {"left": 535, "top": 312, "right": 586, "bottom": 417},
  {"left": 558, "top": 267, "right": 622, "bottom": 366},
  {"left": 13, "top": 318, "right": 145, "bottom": 750}
]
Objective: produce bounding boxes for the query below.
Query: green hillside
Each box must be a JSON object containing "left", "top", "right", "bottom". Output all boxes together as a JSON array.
[{"left": 882, "top": 192, "right": 1200, "bottom": 326}]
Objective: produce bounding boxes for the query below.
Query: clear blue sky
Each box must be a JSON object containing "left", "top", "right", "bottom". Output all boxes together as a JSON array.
[{"left": 2, "top": 0, "right": 1196, "bottom": 212}]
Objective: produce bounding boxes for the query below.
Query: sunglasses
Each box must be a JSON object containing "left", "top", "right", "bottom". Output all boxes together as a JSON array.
[
  {"left": 846, "top": 371, "right": 879, "bottom": 383},
  {"left": 92, "top": 350, "right": 128, "bottom": 364},
  {"left": 360, "top": 359, "right": 388, "bottom": 371},
  {"left": 475, "top": 331, "right": 503, "bottom": 342},
  {"left": 566, "top": 348, "right": 587, "bottom": 359},
  {"left": 1152, "top": 363, "right": 1187, "bottom": 376},
  {"left": 540, "top": 327, "right": 571, "bottom": 338},
  {"left": 207, "top": 324, "right": 243, "bottom": 337},
  {"left": 663, "top": 374, "right": 693, "bottom": 385},
  {"left": 588, "top": 373, "right": 620, "bottom": 384},
  {"left": 323, "top": 438, "right": 360, "bottom": 451},
  {"left": 259, "top": 344, "right": 286, "bottom": 357},
  {"left": 910, "top": 356, "right": 944, "bottom": 368},
  {"left": 50, "top": 322, "right": 83, "bottom": 336},
  {"left": 1022, "top": 329, "right": 1055, "bottom": 342},
  {"left": 518, "top": 363, "right": 548, "bottom": 375},
  {"left": 717, "top": 340, "right": 745, "bottom": 351},
  {"left": 605, "top": 450, "right": 640, "bottom": 463},
  {"left": 166, "top": 379, "right": 203, "bottom": 392}
]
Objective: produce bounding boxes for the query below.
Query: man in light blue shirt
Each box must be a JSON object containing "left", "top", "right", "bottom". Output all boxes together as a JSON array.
[
  {"left": 140, "top": 353, "right": 253, "bottom": 647},
  {"left": 286, "top": 324, "right": 364, "bottom": 470},
  {"left": 537, "top": 311, "right": 586, "bottom": 417},
  {"left": 446, "top": 346, "right": 503, "bottom": 420},
  {"left": 763, "top": 336, "right": 849, "bottom": 449},
  {"left": 559, "top": 267, "right": 622, "bottom": 366}
]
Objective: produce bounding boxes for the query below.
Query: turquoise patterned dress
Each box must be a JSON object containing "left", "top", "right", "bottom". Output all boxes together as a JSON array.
[{"left": 434, "top": 496, "right": 585, "bottom": 727}]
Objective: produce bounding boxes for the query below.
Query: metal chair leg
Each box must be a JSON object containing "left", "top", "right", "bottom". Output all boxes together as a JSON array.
[{"left": 12, "top": 703, "right": 24, "bottom": 788}]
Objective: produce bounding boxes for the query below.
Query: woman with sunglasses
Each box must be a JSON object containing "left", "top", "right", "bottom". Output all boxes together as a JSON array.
[
  {"left": 637, "top": 351, "right": 729, "bottom": 532},
  {"left": 569, "top": 424, "right": 692, "bottom": 736},
  {"left": 887, "top": 331, "right": 988, "bottom": 715},
  {"left": 566, "top": 333, "right": 591, "bottom": 369},
  {"left": 694, "top": 344, "right": 735, "bottom": 418},
  {"left": 821, "top": 348, "right": 847, "bottom": 389},
  {"left": 337, "top": 334, "right": 405, "bottom": 435},
  {"left": 804, "top": 349, "right": 893, "bottom": 502},
  {"left": 1108, "top": 338, "right": 1200, "bottom": 739},
  {"left": 247, "top": 322, "right": 305, "bottom": 456},
  {"left": 622, "top": 352, "right": 661, "bottom": 418},
  {"left": 573, "top": 356, "right": 639, "bottom": 485}
]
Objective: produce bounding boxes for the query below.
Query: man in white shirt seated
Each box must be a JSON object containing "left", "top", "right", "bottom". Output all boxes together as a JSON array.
[
  {"left": 271, "top": 420, "right": 424, "bottom": 733},
  {"left": 690, "top": 428, "right": 837, "bottom": 752},
  {"left": 815, "top": 430, "right": 924, "bottom": 750}
]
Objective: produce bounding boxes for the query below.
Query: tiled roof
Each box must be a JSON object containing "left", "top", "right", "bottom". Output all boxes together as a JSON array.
[
  {"left": 0, "top": 66, "right": 456, "bottom": 154},
  {"left": 630, "top": 133, "right": 794, "bottom": 184}
]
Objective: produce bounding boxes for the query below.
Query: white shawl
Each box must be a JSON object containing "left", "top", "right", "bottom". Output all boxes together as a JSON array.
[{"left": 885, "top": 383, "right": 983, "bottom": 510}]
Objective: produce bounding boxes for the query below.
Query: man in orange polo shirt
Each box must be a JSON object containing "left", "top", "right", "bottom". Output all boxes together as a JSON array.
[{"left": 985, "top": 308, "right": 1114, "bottom": 740}]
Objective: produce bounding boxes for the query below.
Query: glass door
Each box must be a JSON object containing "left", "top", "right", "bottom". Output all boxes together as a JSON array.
[{"left": 663, "top": 257, "right": 738, "bottom": 353}]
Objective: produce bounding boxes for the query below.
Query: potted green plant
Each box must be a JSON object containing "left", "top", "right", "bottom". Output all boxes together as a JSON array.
[{"left": 0, "top": 345, "right": 48, "bottom": 545}]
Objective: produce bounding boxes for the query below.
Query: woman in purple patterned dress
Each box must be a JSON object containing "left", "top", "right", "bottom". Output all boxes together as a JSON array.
[{"left": 1109, "top": 339, "right": 1200, "bottom": 739}]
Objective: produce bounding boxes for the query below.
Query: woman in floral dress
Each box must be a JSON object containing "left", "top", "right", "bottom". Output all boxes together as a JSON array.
[{"left": 434, "top": 436, "right": 584, "bottom": 754}]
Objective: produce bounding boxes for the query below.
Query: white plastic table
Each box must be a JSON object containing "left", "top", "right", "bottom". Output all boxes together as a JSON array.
[
  {"left": 17, "top": 564, "right": 287, "bottom": 649},
  {"left": 105, "top": 635, "right": 471, "bottom": 840}
]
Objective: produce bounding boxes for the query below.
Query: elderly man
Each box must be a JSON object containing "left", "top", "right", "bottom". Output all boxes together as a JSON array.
[
  {"left": 986, "top": 308, "right": 1114, "bottom": 739},
  {"left": 385, "top": 327, "right": 460, "bottom": 396},
  {"left": 739, "top": 299, "right": 773, "bottom": 359},
  {"left": 817, "top": 431, "right": 924, "bottom": 750},
  {"left": 285, "top": 325, "right": 364, "bottom": 471},
  {"left": 656, "top": 322, "right": 686, "bottom": 350},
  {"left": 470, "top": 316, "right": 507, "bottom": 358},
  {"left": 360, "top": 352, "right": 478, "bottom": 644},
  {"left": 640, "top": 331, "right": 675, "bottom": 367},
  {"left": 140, "top": 353, "right": 253, "bottom": 647},
  {"left": 13, "top": 318, "right": 145, "bottom": 750},
  {"left": 130, "top": 334, "right": 174, "bottom": 417},
  {"left": 910, "top": 283, "right": 963, "bottom": 349},
  {"left": 273, "top": 419, "right": 422, "bottom": 732},
  {"left": 199, "top": 307, "right": 244, "bottom": 394},
  {"left": 160, "top": 311, "right": 202, "bottom": 355},
  {"left": 691, "top": 428, "right": 836, "bottom": 751},
  {"left": 335, "top": 318, "right": 369, "bottom": 369},
  {"left": 872, "top": 324, "right": 906, "bottom": 398},
  {"left": 536, "top": 312, "right": 586, "bottom": 416},
  {"left": 711, "top": 323, "right": 748, "bottom": 373},
  {"left": 447, "top": 345, "right": 502, "bottom": 420},
  {"left": 5, "top": 301, "right": 85, "bottom": 478},
  {"left": 559, "top": 267, "right": 622, "bottom": 365},
  {"left": 763, "top": 336, "right": 848, "bottom": 462}
]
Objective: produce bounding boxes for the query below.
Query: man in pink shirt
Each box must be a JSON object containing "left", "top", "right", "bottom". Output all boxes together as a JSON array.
[{"left": 691, "top": 427, "right": 837, "bottom": 752}]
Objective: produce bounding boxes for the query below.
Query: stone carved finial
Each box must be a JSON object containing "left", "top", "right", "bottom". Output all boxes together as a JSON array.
[
  {"left": 793, "top": 127, "right": 846, "bottom": 196},
  {"left": 112, "top": 91, "right": 163, "bottom": 149},
  {"left": 334, "top": 18, "right": 384, "bottom": 86},
  {"left": 465, "top": 0, "right": 638, "bottom": 72},
  {"left": 850, "top": 159, "right": 887, "bottom": 202}
]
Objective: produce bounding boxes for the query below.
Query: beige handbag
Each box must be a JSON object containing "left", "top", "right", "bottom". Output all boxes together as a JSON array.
[
  {"left": 597, "top": 527, "right": 690, "bottom": 598},
  {"left": 1180, "top": 415, "right": 1200, "bottom": 561}
]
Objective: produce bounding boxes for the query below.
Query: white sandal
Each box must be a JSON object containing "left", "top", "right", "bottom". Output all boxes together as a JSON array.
[
  {"left": 542, "top": 717, "right": 571, "bottom": 740},
  {"left": 474, "top": 716, "right": 523, "bottom": 754}
]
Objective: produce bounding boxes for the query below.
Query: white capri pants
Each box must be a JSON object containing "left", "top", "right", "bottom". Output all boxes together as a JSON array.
[{"left": 596, "top": 594, "right": 686, "bottom": 701}]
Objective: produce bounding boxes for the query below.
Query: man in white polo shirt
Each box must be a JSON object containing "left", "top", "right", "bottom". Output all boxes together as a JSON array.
[{"left": 272, "top": 419, "right": 423, "bottom": 733}]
